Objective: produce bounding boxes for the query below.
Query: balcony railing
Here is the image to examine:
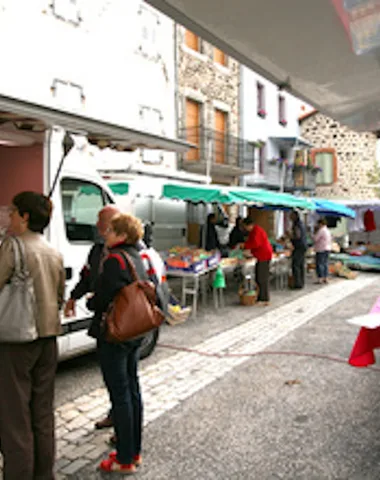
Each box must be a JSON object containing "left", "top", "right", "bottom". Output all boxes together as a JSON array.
[
  {"left": 254, "top": 161, "right": 316, "bottom": 192},
  {"left": 178, "top": 126, "right": 256, "bottom": 172}
]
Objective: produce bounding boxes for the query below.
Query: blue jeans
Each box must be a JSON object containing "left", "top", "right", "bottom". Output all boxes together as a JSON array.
[
  {"left": 98, "top": 339, "right": 143, "bottom": 464},
  {"left": 316, "top": 251, "right": 329, "bottom": 279}
]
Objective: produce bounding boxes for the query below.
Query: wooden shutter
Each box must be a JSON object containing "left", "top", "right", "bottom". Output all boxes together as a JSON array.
[
  {"left": 185, "top": 30, "right": 200, "bottom": 51},
  {"left": 185, "top": 99, "right": 201, "bottom": 161},
  {"left": 214, "top": 109, "right": 227, "bottom": 164},
  {"left": 214, "top": 48, "right": 227, "bottom": 66}
]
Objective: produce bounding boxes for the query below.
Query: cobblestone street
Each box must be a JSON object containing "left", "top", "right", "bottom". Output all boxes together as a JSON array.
[
  {"left": 46, "top": 274, "right": 376, "bottom": 478},
  {"left": 0, "top": 274, "right": 378, "bottom": 478}
]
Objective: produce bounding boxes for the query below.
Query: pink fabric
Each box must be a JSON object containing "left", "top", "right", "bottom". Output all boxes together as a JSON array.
[
  {"left": 370, "top": 296, "right": 380, "bottom": 314},
  {"left": 313, "top": 226, "right": 332, "bottom": 252}
]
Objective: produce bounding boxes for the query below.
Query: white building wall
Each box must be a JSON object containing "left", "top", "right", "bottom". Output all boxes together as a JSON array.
[
  {"left": 0, "top": 0, "right": 176, "bottom": 172},
  {"left": 241, "top": 67, "right": 303, "bottom": 184}
]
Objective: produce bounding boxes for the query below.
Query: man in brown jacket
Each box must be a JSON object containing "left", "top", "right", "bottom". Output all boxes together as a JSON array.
[{"left": 0, "top": 192, "right": 65, "bottom": 480}]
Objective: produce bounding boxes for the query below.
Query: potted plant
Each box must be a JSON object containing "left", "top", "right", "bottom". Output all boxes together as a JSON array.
[{"left": 279, "top": 118, "right": 287, "bottom": 126}]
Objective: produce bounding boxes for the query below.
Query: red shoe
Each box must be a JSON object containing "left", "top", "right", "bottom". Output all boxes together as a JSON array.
[
  {"left": 98, "top": 455, "right": 136, "bottom": 474},
  {"left": 109, "top": 451, "right": 142, "bottom": 467}
]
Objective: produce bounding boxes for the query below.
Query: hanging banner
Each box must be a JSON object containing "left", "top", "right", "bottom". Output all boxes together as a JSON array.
[{"left": 332, "top": 0, "right": 380, "bottom": 55}]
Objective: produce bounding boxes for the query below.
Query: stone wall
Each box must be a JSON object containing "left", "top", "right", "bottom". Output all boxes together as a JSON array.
[
  {"left": 176, "top": 26, "right": 240, "bottom": 138},
  {"left": 300, "top": 112, "right": 378, "bottom": 199}
]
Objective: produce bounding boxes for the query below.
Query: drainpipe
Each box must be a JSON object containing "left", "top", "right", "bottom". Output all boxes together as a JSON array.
[
  {"left": 239, "top": 65, "right": 245, "bottom": 188},
  {"left": 173, "top": 23, "right": 180, "bottom": 167}
]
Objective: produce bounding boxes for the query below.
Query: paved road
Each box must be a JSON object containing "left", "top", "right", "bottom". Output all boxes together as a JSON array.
[
  {"left": 45, "top": 272, "right": 380, "bottom": 479},
  {"left": 55, "top": 273, "right": 357, "bottom": 407}
]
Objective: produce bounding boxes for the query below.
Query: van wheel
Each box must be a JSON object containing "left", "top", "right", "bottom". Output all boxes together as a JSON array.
[{"left": 139, "top": 328, "right": 159, "bottom": 360}]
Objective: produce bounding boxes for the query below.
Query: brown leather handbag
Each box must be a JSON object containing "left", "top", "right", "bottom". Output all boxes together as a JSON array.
[{"left": 105, "top": 251, "right": 165, "bottom": 343}]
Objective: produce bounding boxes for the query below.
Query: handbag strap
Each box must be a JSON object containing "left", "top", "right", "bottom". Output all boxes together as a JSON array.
[
  {"left": 12, "top": 237, "right": 30, "bottom": 278},
  {"left": 115, "top": 249, "right": 140, "bottom": 282},
  {"left": 8, "top": 236, "right": 22, "bottom": 277}
]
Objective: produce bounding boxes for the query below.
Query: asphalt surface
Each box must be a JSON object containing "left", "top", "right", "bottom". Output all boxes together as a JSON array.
[
  {"left": 56, "top": 273, "right": 380, "bottom": 479},
  {"left": 55, "top": 272, "right": 339, "bottom": 406}
]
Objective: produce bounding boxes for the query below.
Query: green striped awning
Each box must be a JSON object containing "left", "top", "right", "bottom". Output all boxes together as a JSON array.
[{"left": 108, "top": 182, "right": 129, "bottom": 195}]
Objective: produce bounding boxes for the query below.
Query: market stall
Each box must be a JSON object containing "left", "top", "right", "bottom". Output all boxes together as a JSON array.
[
  {"left": 160, "top": 183, "right": 314, "bottom": 316},
  {"left": 109, "top": 179, "right": 316, "bottom": 315}
]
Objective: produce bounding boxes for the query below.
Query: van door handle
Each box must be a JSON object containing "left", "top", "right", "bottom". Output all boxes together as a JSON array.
[{"left": 65, "top": 267, "right": 73, "bottom": 280}]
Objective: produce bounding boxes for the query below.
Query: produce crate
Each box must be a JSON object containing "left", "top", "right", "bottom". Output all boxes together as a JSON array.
[
  {"left": 166, "top": 259, "right": 206, "bottom": 274},
  {"left": 206, "top": 251, "right": 221, "bottom": 268}
]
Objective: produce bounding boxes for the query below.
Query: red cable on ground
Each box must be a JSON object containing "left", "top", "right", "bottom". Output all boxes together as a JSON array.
[{"left": 157, "top": 343, "right": 380, "bottom": 372}]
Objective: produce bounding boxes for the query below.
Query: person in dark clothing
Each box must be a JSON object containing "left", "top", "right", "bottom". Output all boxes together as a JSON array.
[
  {"left": 64, "top": 204, "right": 120, "bottom": 318},
  {"left": 228, "top": 216, "right": 247, "bottom": 249},
  {"left": 243, "top": 218, "right": 273, "bottom": 304},
  {"left": 290, "top": 210, "right": 307, "bottom": 289},
  {"left": 143, "top": 222, "right": 153, "bottom": 248},
  {"left": 64, "top": 204, "right": 120, "bottom": 430},
  {"left": 203, "top": 213, "right": 221, "bottom": 251},
  {"left": 88, "top": 213, "right": 147, "bottom": 474}
]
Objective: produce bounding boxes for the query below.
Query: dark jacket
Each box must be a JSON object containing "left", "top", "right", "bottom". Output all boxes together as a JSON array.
[
  {"left": 228, "top": 225, "right": 246, "bottom": 249},
  {"left": 291, "top": 219, "right": 307, "bottom": 251},
  {"left": 200, "top": 216, "right": 221, "bottom": 251},
  {"left": 87, "top": 243, "right": 149, "bottom": 339},
  {"left": 70, "top": 241, "right": 104, "bottom": 300}
]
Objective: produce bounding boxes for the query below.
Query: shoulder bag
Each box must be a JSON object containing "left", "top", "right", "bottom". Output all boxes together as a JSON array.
[
  {"left": 0, "top": 236, "right": 38, "bottom": 342},
  {"left": 105, "top": 251, "right": 165, "bottom": 343}
]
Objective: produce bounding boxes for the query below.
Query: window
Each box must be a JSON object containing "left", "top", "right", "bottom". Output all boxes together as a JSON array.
[
  {"left": 214, "top": 109, "right": 228, "bottom": 165},
  {"left": 279, "top": 95, "right": 287, "bottom": 126},
  {"left": 52, "top": 0, "right": 81, "bottom": 24},
  {"left": 139, "top": 4, "right": 160, "bottom": 59},
  {"left": 259, "top": 144, "right": 266, "bottom": 174},
  {"left": 185, "top": 29, "right": 200, "bottom": 51},
  {"left": 279, "top": 148, "right": 288, "bottom": 161},
  {"left": 311, "top": 148, "right": 337, "bottom": 185},
  {"left": 257, "top": 82, "right": 266, "bottom": 117},
  {"left": 244, "top": 142, "right": 256, "bottom": 171},
  {"left": 61, "top": 179, "right": 109, "bottom": 242},
  {"left": 214, "top": 48, "right": 227, "bottom": 66},
  {"left": 51, "top": 79, "right": 85, "bottom": 110},
  {"left": 185, "top": 98, "right": 201, "bottom": 161}
]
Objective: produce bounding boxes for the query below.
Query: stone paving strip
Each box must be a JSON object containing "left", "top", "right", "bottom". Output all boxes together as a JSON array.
[
  {"left": 51, "top": 274, "right": 375, "bottom": 477},
  {"left": 1, "top": 276, "right": 376, "bottom": 478}
]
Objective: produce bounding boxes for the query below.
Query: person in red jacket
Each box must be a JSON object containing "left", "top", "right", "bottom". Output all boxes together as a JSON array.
[{"left": 243, "top": 218, "right": 273, "bottom": 305}]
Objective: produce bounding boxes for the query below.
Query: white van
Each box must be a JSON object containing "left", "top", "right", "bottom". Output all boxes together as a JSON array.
[{"left": 0, "top": 128, "right": 160, "bottom": 360}]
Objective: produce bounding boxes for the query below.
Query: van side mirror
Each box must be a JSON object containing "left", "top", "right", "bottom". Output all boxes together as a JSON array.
[{"left": 65, "top": 267, "right": 73, "bottom": 280}]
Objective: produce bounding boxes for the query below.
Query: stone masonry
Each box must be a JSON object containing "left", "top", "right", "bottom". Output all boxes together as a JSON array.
[
  {"left": 300, "top": 111, "right": 378, "bottom": 199},
  {"left": 177, "top": 25, "right": 240, "bottom": 146}
]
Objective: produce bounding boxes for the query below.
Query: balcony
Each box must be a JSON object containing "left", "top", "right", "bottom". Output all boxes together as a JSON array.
[
  {"left": 178, "top": 126, "right": 255, "bottom": 179},
  {"left": 248, "top": 161, "right": 316, "bottom": 192}
]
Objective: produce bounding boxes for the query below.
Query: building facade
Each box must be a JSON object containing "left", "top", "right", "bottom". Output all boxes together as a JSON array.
[
  {"left": 176, "top": 26, "right": 246, "bottom": 185},
  {"left": 0, "top": 0, "right": 178, "bottom": 173},
  {"left": 241, "top": 68, "right": 315, "bottom": 193},
  {"left": 300, "top": 111, "right": 378, "bottom": 200}
]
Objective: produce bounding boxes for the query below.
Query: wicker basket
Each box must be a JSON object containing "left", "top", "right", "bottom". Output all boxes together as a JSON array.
[
  {"left": 166, "top": 305, "right": 192, "bottom": 325},
  {"left": 238, "top": 284, "right": 259, "bottom": 306}
]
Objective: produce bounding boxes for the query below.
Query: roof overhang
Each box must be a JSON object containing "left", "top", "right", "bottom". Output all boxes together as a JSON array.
[
  {"left": 269, "top": 136, "right": 313, "bottom": 149},
  {"left": 0, "top": 94, "right": 192, "bottom": 153},
  {"left": 147, "top": 0, "right": 380, "bottom": 132}
]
